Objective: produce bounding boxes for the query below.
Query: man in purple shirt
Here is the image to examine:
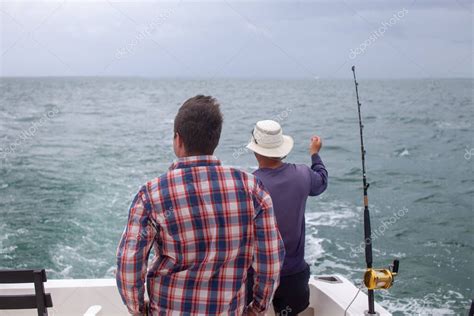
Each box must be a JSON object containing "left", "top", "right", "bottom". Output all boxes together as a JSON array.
[{"left": 245, "top": 120, "right": 328, "bottom": 315}]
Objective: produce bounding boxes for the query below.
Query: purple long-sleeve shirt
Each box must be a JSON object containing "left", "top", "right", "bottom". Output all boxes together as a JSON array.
[{"left": 253, "top": 153, "right": 328, "bottom": 276}]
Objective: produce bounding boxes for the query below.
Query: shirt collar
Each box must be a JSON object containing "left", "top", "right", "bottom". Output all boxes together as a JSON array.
[{"left": 169, "top": 155, "right": 221, "bottom": 170}]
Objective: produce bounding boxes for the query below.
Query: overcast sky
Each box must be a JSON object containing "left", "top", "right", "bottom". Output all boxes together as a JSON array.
[{"left": 0, "top": 0, "right": 472, "bottom": 78}]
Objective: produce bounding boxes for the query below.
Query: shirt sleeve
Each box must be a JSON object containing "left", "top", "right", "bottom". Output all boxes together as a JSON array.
[
  {"left": 116, "top": 186, "right": 156, "bottom": 315},
  {"left": 250, "top": 179, "right": 285, "bottom": 313},
  {"left": 309, "top": 153, "right": 328, "bottom": 196}
]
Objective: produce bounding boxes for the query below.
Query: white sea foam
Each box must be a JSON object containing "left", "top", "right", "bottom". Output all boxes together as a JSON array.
[
  {"left": 0, "top": 245, "right": 17, "bottom": 254},
  {"left": 399, "top": 148, "right": 410, "bottom": 156},
  {"left": 0, "top": 224, "right": 14, "bottom": 255},
  {"left": 49, "top": 242, "right": 112, "bottom": 279},
  {"left": 313, "top": 258, "right": 357, "bottom": 276},
  {"left": 106, "top": 266, "right": 116, "bottom": 277},
  {"left": 434, "top": 121, "right": 471, "bottom": 130},
  {"left": 304, "top": 236, "right": 324, "bottom": 264},
  {"left": 380, "top": 297, "right": 456, "bottom": 315},
  {"left": 306, "top": 200, "right": 358, "bottom": 228},
  {"left": 379, "top": 287, "right": 467, "bottom": 315}
]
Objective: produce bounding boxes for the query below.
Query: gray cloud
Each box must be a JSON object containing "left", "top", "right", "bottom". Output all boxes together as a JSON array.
[{"left": 0, "top": 0, "right": 472, "bottom": 78}]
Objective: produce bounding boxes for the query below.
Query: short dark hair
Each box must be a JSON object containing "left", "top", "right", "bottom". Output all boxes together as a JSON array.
[{"left": 174, "top": 95, "right": 223, "bottom": 155}]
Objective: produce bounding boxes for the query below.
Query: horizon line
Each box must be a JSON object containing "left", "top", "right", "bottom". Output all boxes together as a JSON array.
[{"left": 1, "top": 75, "right": 472, "bottom": 80}]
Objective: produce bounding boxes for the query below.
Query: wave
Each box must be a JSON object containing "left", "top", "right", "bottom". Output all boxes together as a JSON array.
[
  {"left": 306, "top": 200, "right": 359, "bottom": 228},
  {"left": 379, "top": 289, "right": 466, "bottom": 315}
]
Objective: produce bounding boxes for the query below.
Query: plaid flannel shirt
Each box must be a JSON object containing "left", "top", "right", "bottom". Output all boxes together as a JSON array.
[{"left": 116, "top": 155, "right": 285, "bottom": 315}]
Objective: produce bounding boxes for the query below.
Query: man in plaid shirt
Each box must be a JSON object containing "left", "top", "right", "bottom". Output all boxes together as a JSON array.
[{"left": 116, "top": 95, "right": 285, "bottom": 315}]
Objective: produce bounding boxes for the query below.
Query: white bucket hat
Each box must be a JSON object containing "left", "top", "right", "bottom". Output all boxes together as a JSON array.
[{"left": 246, "top": 120, "right": 294, "bottom": 158}]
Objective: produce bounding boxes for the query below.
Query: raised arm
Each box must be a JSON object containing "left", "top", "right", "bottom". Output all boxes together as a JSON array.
[
  {"left": 308, "top": 136, "right": 328, "bottom": 196},
  {"left": 116, "top": 186, "right": 156, "bottom": 315},
  {"left": 249, "top": 179, "right": 285, "bottom": 314}
]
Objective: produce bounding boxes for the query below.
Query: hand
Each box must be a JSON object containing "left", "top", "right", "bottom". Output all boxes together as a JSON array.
[
  {"left": 244, "top": 304, "right": 260, "bottom": 316},
  {"left": 132, "top": 300, "right": 149, "bottom": 316},
  {"left": 309, "top": 136, "right": 322, "bottom": 155},
  {"left": 144, "top": 300, "right": 149, "bottom": 316}
]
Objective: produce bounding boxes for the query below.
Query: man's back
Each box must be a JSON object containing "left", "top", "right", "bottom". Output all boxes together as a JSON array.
[
  {"left": 254, "top": 154, "right": 328, "bottom": 276},
  {"left": 117, "top": 155, "right": 285, "bottom": 315}
]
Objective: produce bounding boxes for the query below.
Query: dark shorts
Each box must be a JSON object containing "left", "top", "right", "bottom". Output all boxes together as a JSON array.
[{"left": 246, "top": 264, "right": 311, "bottom": 315}]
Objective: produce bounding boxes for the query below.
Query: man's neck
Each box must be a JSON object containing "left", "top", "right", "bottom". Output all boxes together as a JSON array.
[
  {"left": 258, "top": 159, "right": 284, "bottom": 169},
  {"left": 176, "top": 151, "right": 213, "bottom": 159}
]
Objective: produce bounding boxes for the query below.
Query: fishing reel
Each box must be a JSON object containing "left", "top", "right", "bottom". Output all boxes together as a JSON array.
[{"left": 364, "top": 259, "right": 399, "bottom": 290}]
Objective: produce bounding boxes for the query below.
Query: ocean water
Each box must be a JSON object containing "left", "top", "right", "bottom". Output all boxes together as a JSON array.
[{"left": 0, "top": 78, "right": 472, "bottom": 315}]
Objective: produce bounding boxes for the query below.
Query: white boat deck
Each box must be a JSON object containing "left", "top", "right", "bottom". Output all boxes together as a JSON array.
[{"left": 0, "top": 275, "right": 391, "bottom": 315}]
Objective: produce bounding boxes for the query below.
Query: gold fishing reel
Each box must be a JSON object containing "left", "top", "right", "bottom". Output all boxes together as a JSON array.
[{"left": 364, "top": 259, "right": 399, "bottom": 290}]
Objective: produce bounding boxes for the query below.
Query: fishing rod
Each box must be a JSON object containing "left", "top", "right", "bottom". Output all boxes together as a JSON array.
[{"left": 351, "top": 66, "right": 399, "bottom": 315}]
